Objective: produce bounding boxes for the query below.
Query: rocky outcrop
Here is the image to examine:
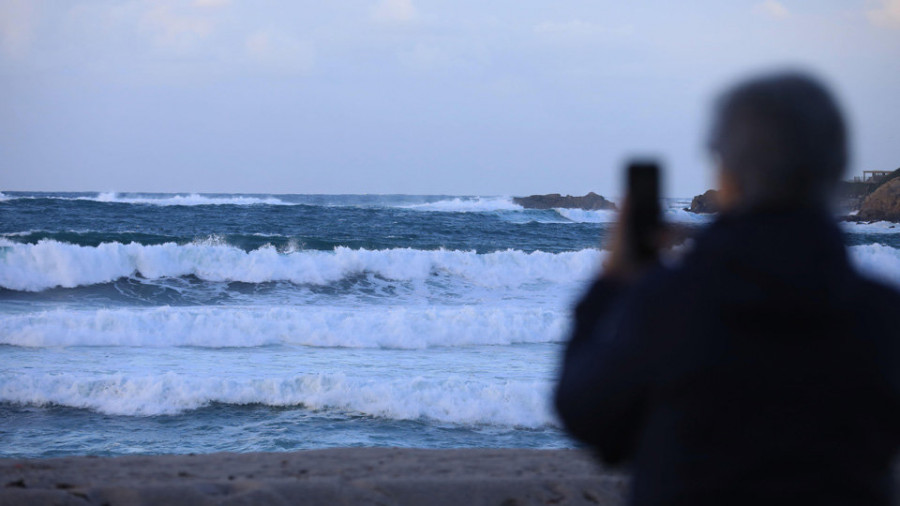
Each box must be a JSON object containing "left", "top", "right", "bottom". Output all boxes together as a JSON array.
[
  {"left": 686, "top": 190, "right": 719, "bottom": 214},
  {"left": 840, "top": 168, "right": 900, "bottom": 216},
  {"left": 857, "top": 178, "right": 900, "bottom": 222},
  {"left": 513, "top": 192, "right": 617, "bottom": 210}
]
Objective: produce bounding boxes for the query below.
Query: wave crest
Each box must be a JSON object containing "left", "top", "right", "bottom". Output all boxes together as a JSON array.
[
  {"left": 0, "top": 372, "right": 556, "bottom": 426},
  {"left": 0, "top": 239, "right": 603, "bottom": 291},
  {"left": 0, "top": 305, "right": 567, "bottom": 349},
  {"left": 841, "top": 220, "right": 900, "bottom": 235},
  {"left": 400, "top": 197, "right": 523, "bottom": 212},
  {"left": 850, "top": 243, "right": 900, "bottom": 288},
  {"left": 86, "top": 192, "right": 291, "bottom": 206},
  {"left": 553, "top": 208, "right": 618, "bottom": 223}
]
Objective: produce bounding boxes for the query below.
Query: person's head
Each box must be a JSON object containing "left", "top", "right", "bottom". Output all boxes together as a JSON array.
[{"left": 708, "top": 71, "right": 847, "bottom": 213}]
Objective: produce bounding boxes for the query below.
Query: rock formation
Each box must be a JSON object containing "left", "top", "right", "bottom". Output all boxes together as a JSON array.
[
  {"left": 686, "top": 189, "right": 719, "bottom": 214},
  {"left": 857, "top": 178, "right": 900, "bottom": 222},
  {"left": 684, "top": 168, "right": 900, "bottom": 220},
  {"left": 513, "top": 192, "right": 617, "bottom": 211}
]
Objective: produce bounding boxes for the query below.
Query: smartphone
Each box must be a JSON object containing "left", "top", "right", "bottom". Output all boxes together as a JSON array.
[{"left": 627, "top": 161, "right": 661, "bottom": 264}]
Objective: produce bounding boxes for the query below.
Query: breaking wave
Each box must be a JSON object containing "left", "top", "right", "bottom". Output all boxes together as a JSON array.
[
  {"left": 552, "top": 207, "right": 713, "bottom": 224},
  {"left": 0, "top": 239, "right": 603, "bottom": 292},
  {"left": 552, "top": 208, "right": 618, "bottom": 223},
  {"left": 0, "top": 192, "right": 292, "bottom": 205},
  {"left": 81, "top": 192, "right": 292, "bottom": 206},
  {"left": 400, "top": 197, "right": 523, "bottom": 212},
  {"left": 0, "top": 305, "right": 567, "bottom": 349},
  {"left": 850, "top": 243, "right": 900, "bottom": 288},
  {"left": 841, "top": 220, "right": 900, "bottom": 235},
  {"left": 0, "top": 371, "right": 556, "bottom": 426}
]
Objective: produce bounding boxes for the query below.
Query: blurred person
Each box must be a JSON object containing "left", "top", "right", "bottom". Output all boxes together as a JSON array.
[{"left": 555, "top": 72, "right": 900, "bottom": 505}]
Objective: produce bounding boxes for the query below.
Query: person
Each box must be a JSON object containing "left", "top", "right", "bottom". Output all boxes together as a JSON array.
[{"left": 555, "top": 72, "right": 900, "bottom": 505}]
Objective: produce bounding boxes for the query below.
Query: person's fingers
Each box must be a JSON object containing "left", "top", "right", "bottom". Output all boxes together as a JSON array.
[{"left": 601, "top": 197, "right": 632, "bottom": 279}]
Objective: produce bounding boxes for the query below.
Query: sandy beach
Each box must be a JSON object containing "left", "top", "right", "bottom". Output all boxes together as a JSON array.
[{"left": 0, "top": 448, "right": 629, "bottom": 505}]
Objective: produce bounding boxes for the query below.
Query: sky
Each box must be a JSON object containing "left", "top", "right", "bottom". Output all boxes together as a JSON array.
[{"left": 1, "top": 0, "right": 898, "bottom": 197}]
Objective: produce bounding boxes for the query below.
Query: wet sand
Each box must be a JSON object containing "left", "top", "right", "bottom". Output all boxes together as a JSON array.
[{"left": 0, "top": 448, "right": 628, "bottom": 505}]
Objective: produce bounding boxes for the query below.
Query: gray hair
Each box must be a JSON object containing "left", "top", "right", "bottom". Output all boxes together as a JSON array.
[{"left": 708, "top": 71, "right": 847, "bottom": 210}]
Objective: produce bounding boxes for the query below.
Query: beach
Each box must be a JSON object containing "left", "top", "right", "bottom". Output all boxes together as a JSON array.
[{"left": 0, "top": 448, "right": 628, "bottom": 505}]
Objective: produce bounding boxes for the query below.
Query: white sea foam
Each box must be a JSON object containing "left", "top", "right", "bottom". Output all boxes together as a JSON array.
[
  {"left": 0, "top": 192, "right": 292, "bottom": 205},
  {"left": 840, "top": 220, "right": 900, "bottom": 235},
  {"left": 0, "top": 239, "right": 603, "bottom": 291},
  {"left": 553, "top": 208, "right": 618, "bottom": 223},
  {"left": 849, "top": 243, "right": 900, "bottom": 288},
  {"left": 400, "top": 197, "right": 524, "bottom": 212},
  {"left": 0, "top": 371, "right": 556, "bottom": 426},
  {"left": 81, "top": 192, "right": 291, "bottom": 206},
  {"left": 0, "top": 230, "right": 48, "bottom": 237},
  {"left": 0, "top": 305, "right": 568, "bottom": 349},
  {"left": 663, "top": 207, "right": 715, "bottom": 224},
  {"left": 553, "top": 205, "right": 713, "bottom": 225}
]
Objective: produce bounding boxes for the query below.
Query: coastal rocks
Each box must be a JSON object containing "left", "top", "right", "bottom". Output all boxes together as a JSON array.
[
  {"left": 839, "top": 168, "right": 900, "bottom": 215},
  {"left": 857, "top": 178, "right": 900, "bottom": 222},
  {"left": 686, "top": 190, "right": 719, "bottom": 214},
  {"left": 513, "top": 192, "right": 617, "bottom": 211}
]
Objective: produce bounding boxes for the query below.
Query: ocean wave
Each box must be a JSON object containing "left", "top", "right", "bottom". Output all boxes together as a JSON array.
[
  {"left": 0, "top": 305, "right": 567, "bottom": 349},
  {"left": 500, "top": 214, "right": 573, "bottom": 225},
  {"left": 552, "top": 208, "right": 618, "bottom": 223},
  {"left": 841, "top": 220, "right": 900, "bottom": 235},
  {"left": 0, "top": 371, "right": 556, "bottom": 426},
  {"left": 400, "top": 197, "right": 523, "bottom": 212},
  {"left": 850, "top": 243, "right": 900, "bottom": 288},
  {"left": 0, "top": 192, "right": 294, "bottom": 205},
  {"left": 79, "top": 192, "right": 292, "bottom": 206},
  {"left": 553, "top": 206, "right": 713, "bottom": 225},
  {"left": 3, "top": 239, "right": 896, "bottom": 293},
  {"left": 663, "top": 207, "right": 716, "bottom": 224},
  {"left": 0, "top": 239, "right": 603, "bottom": 291}
]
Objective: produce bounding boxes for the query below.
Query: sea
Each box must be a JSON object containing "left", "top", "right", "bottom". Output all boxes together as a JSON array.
[{"left": 1, "top": 192, "right": 899, "bottom": 458}]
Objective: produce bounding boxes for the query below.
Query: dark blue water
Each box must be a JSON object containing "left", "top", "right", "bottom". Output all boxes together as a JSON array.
[{"left": 0, "top": 192, "right": 897, "bottom": 458}]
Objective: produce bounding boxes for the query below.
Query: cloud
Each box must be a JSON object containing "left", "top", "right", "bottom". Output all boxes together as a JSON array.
[
  {"left": 754, "top": 0, "right": 790, "bottom": 20},
  {"left": 867, "top": 0, "right": 900, "bottom": 28},
  {"left": 397, "top": 43, "right": 443, "bottom": 70},
  {"left": 139, "top": 3, "right": 216, "bottom": 52},
  {"left": 396, "top": 43, "right": 466, "bottom": 72},
  {"left": 534, "top": 20, "right": 600, "bottom": 37},
  {"left": 245, "top": 32, "right": 268, "bottom": 55},
  {"left": 194, "top": 0, "right": 230, "bottom": 7},
  {"left": 372, "top": 0, "right": 416, "bottom": 23},
  {"left": 244, "top": 31, "right": 315, "bottom": 74},
  {"left": 0, "top": 0, "right": 36, "bottom": 58},
  {"left": 533, "top": 20, "right": 633, "bottom": 44}
]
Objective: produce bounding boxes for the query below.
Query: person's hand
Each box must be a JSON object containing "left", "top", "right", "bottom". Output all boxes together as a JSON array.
[
  {"left": 601, "top": 199, "right": 640, "bottom": 281},
  {"left": 601, "top": 198, "right": 669, "bottom": 281}
]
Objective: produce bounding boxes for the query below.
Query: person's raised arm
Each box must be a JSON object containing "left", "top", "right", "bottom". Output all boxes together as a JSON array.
[{"left": 555, "top": 170, "right": 667, "bottom": 464}]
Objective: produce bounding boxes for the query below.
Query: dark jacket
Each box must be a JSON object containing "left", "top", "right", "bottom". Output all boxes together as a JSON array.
[{"left": 555, "top": 209, "right": 900, "bottom": 506}]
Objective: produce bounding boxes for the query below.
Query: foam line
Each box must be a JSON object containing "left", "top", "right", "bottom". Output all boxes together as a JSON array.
[
  {"left": 0, "top": 305, "right": 568, "bottom": 349},
  {"left": 83, "top": 192, "right": 291, "bottom": 206},
  {"left": 400, "top": 197, "right": 524, "bottom": 212}
]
